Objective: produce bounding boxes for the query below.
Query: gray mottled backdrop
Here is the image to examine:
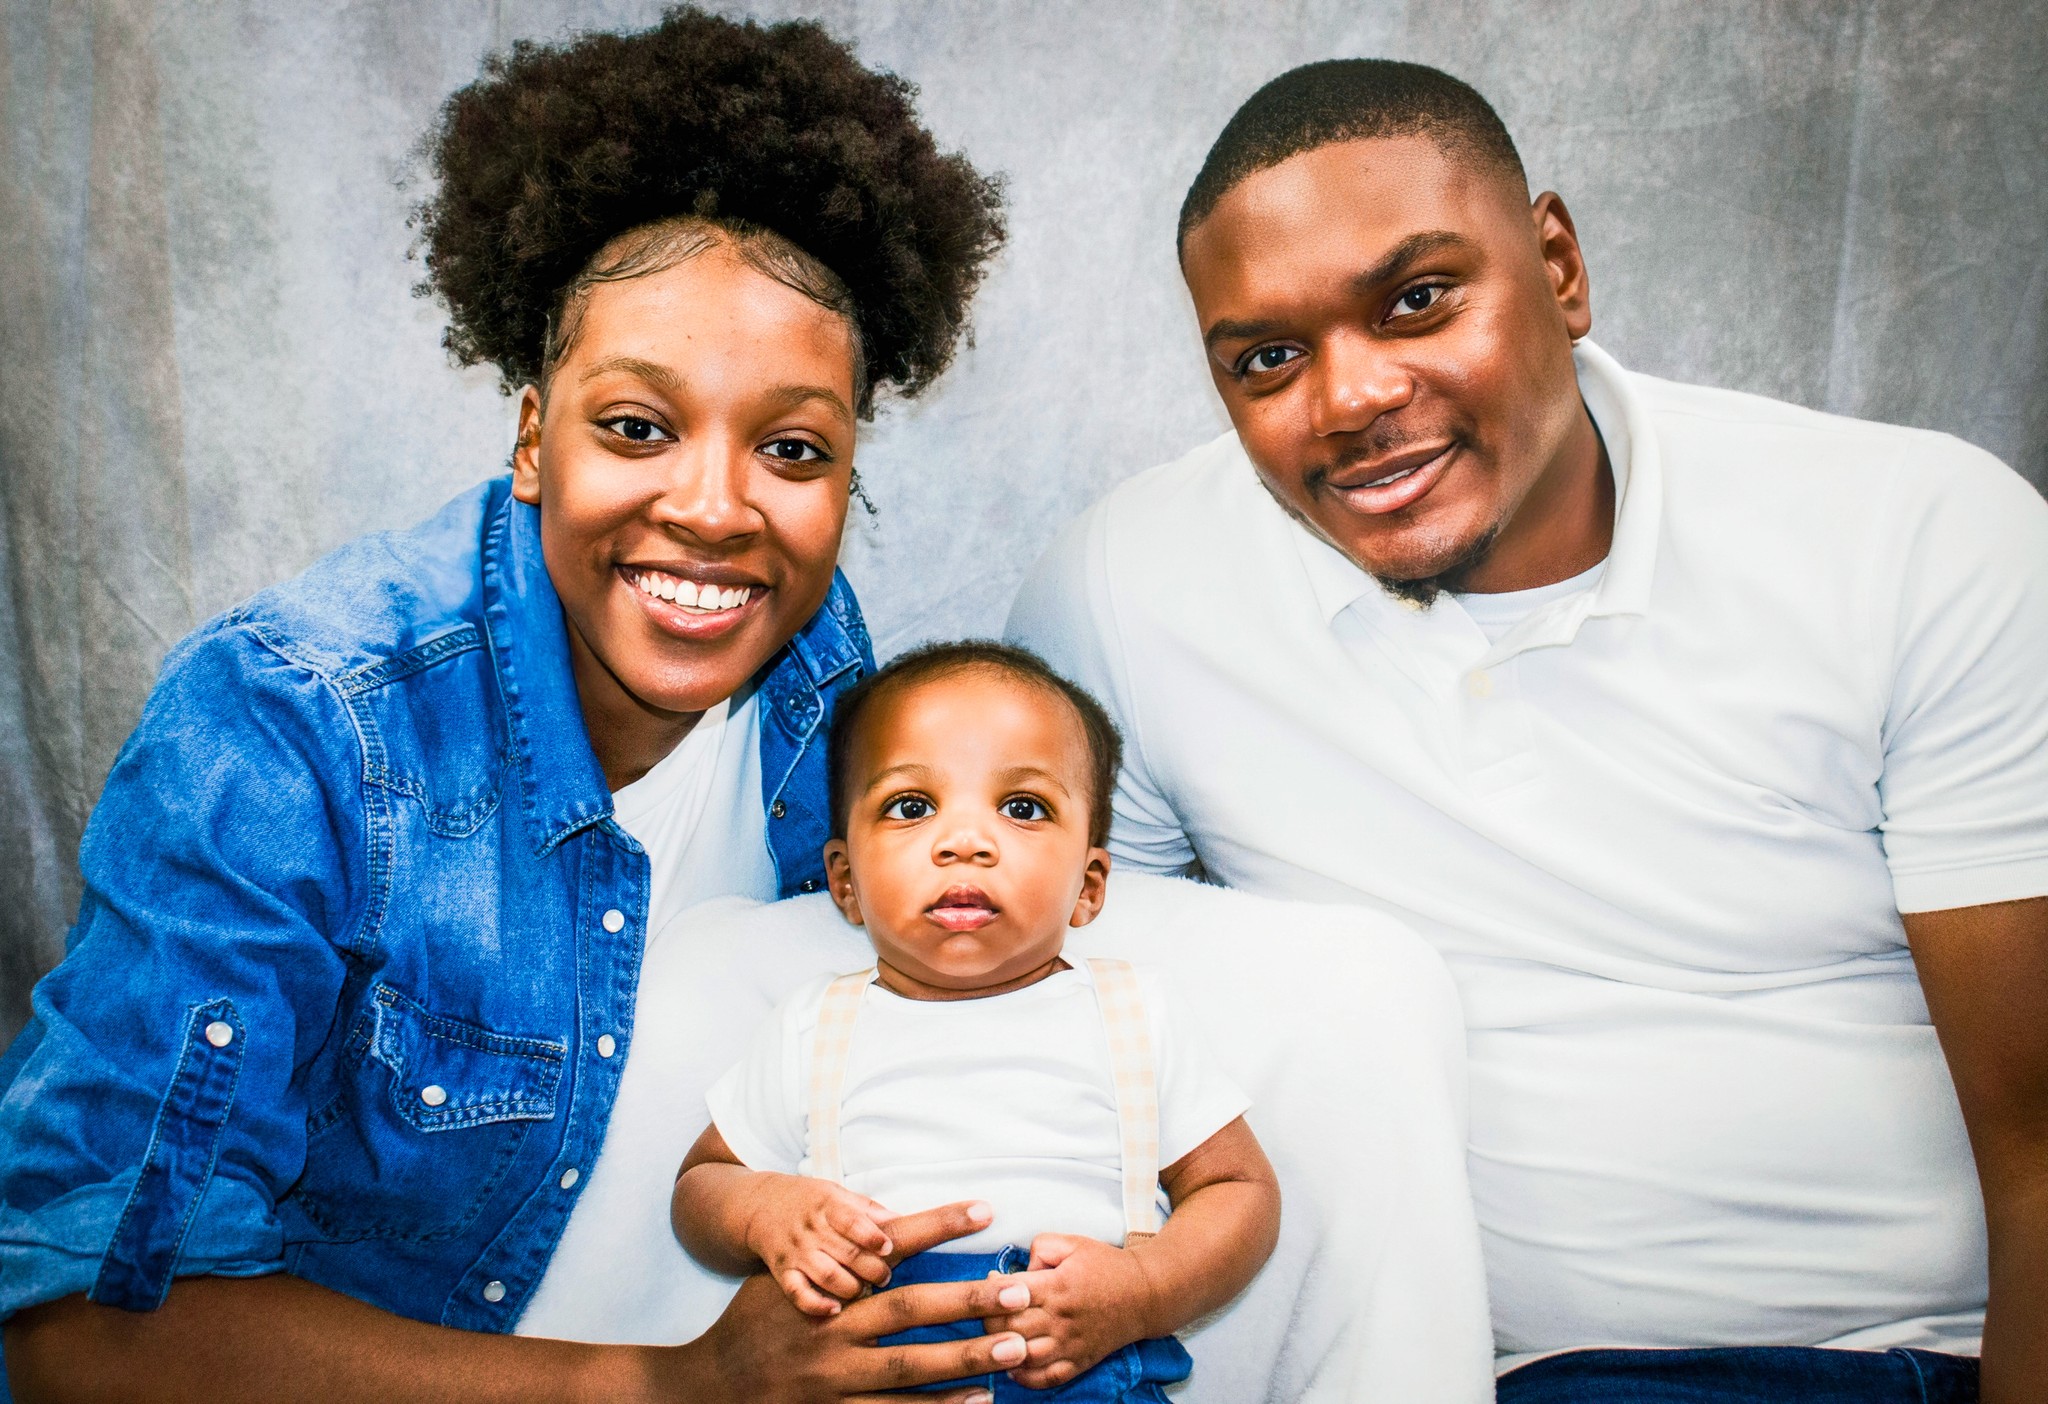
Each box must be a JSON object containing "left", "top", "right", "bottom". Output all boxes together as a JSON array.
[{"left": 3, "top": 0, "right": 2044, "bottom": 1039}]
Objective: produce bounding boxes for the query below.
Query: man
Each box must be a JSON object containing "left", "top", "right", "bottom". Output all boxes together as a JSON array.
[{"left": 1008, "top": 60, "right": 2048, "bottom": 1403}]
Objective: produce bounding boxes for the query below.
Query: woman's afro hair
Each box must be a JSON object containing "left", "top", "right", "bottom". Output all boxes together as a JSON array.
[{"left": 415, "top": 6, "right": 1005, "bottom": 412}]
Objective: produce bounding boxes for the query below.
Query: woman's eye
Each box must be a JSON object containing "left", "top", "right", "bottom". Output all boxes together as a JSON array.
[
  {"left": 1389, "top": 284, "right": 1446, "bottom": 319},
  {"left": 882, "top": 796, "right": 932, "bottom": 821},
  {"left": 1239, "top": 345, "right": 1301, "bottom": 376},
  {"left": 763, "top": 438, "right": 826, "bottom": 464},
  {"left": 601, "top": 416, "right": 671, "bottom": 443},
  {"left": 1001, "top": 797, "right": 1048, "bottom": 822}
]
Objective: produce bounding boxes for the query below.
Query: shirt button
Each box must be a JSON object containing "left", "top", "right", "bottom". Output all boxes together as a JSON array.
[
  {"left": 559, "top": 1167, "right": 581, "bottom": 1190},
  {"left": 204, "top": 1021, "right": 234, "bottom": 1048},
  {"left": 596, "top": 1034, "right": 617, "bottom": 1059},
  {"left": 601, "top": 908, "right": 626, "bottom": 933},
  {"left": 800, "top": 879, "right": 820, "bottom": 893},
  {"left": 482, "top": 1280, "right": 507, "bottom": 1303},
  {"left": 1465, "top": 670, "right": 1495, "bottom": 699},
  {"left": 420, "top": 1084, "right": 448, "bottom": 1108},
  {"left": 770, "top": 799, "right": 786, "bottom": 820}
]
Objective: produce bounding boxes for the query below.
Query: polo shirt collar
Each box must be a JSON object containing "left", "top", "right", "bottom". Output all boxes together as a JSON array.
[{"left": 1289, "top": 337, "right": 1661, "bottom": 631}]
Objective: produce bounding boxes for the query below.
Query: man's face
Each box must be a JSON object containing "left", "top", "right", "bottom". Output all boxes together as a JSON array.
[
  {"left": 823, "top": 669, "right": 1111, "bottom": 1000},
  {"left": 1180, "top": 136, "right": 1593, "bottom": 595}
]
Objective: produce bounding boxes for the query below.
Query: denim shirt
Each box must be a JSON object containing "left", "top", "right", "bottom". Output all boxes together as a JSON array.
[{"left": 0, "top": 478, "right": 873, "bottom": 1348}]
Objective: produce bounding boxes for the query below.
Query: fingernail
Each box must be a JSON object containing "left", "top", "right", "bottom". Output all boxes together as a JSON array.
[
  {"left": 968, "top": 1201, "right": 993, "bottom": 1224},
  {"left": 998, "top": 1284, "right": 1030, "bottom": 1310},
  {"left": 879, "top": 1239, "right": 893, "bottom": 1256},
  {"left": 964, "top": 1393, "right": 994, "bottom": 1404},
  {"left": 992, "top": 1334, "right": 1026, "bottom": 1364}
]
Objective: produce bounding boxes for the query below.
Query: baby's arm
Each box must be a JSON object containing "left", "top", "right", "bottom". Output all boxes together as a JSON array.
[
  {"left": 673, "top": 1124, "right": 899, "bottom": 1317},
  {"left": 986, "top": 1115, "right": 1281, "bottom": 1389}
]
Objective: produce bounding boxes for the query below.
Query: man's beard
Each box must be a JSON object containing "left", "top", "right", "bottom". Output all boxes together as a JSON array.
[{"left": 1374, "top": 522, "right": 1501, "bottom": 608}]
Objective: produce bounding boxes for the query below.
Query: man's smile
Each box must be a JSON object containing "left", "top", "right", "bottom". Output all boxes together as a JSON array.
[{"left": 1316, "top": 441, "right": 1459, "bottom": 515}]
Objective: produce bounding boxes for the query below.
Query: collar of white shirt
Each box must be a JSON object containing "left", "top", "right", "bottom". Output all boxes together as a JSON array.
[{"left": 1287, "top": 339, "right": 1662, "bottom": 669}]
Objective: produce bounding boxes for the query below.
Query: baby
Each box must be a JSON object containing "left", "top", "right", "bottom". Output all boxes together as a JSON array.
[{"left": 673, "top": 641, "right": 1280, "bottom": 1401}]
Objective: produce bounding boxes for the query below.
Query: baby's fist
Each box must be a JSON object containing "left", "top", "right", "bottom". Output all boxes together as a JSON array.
[{"left": 746, "top": 1174, "right": 897, "bottom": 1317}]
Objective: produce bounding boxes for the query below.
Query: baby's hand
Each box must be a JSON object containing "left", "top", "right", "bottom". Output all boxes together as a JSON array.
[
  {"left": 983, "top": 1233, "right": 1155, "bottom": 1389},
  {"left": 744, "top": 1173, "right": 898, "bottom": 1317}
]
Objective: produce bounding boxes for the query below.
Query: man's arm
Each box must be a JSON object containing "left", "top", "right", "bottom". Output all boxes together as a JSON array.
[
  {"left": 1905, "top": 895, "right": 2048, "bottom": 1404},
  {"left": 3, "top": 1201, "right": 1030, "bottom": 1404}
]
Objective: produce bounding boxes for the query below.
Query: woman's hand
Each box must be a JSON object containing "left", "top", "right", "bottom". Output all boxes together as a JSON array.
[{"left": 741, "top": 1173, "right": 900, "bottom": 1315}]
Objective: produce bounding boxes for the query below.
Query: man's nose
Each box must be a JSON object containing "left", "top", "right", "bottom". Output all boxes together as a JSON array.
[
  {"left": 1307, "top": 333, "right": 1413, "bottom": 437},
  {"left": 649, "top": 442, "right": 767, "bottom": 543}
]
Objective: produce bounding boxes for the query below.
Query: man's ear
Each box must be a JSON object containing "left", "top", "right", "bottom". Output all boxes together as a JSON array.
[
  {"left": 1531, "top": 191, "right": 1593, "bottom": 342},
  {"left": 512, "top": 384, "right": 545, "bottom": 505},
  {"left": 1068, "top": 848, "right": 1113, "bottom": 928},
  {"left": 823, "top": 840, "right": 864, "bottom": 927}
]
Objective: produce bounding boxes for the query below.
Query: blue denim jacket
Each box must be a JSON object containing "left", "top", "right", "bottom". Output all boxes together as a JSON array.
[{"left": 0, "top": 478, "right": 872, "bottom": 1348}]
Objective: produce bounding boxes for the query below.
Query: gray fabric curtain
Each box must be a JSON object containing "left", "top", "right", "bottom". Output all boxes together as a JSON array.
[{"left": 3, "top": 0, "right": 2044, "bottom": 1040}]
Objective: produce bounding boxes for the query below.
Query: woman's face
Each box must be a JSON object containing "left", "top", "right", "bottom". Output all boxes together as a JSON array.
[{"left": 513, "top": 241, "right": 857, "bottom": 731}]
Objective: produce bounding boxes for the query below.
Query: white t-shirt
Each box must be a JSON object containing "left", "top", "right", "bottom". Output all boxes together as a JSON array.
[
  {"left": 1007, "top": 340, "right": 2048, "bottom": 1363},
  {"left": 609, "top": 689, "right": 778, "bottom": 938},
  {"left": 707, "top": 961, "right": 1250, "bottom": 1254},
  {"left": 1453, "top": 561, "right": 1604, "bottom": 645}
]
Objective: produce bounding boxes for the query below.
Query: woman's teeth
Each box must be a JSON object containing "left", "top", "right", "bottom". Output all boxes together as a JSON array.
[{"left": 628, "top": 570, "right": 752, "bottom": 613}]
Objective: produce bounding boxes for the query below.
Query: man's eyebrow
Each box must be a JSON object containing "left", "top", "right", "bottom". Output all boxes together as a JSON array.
[
  {"left": 1349, "top": 230, "right": 1475, "bottom": 298},
  {"left": 579, "top": 354, "right": 681, "bottom": 390}
]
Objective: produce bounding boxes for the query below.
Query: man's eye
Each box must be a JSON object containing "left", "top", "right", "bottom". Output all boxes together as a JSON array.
[
  {"left": 1389, "top": 284, "right": 1446, "bottom": 319},
  {"left": 1001, "top": 797, "right": 1048, "bottom": 822},
  {"left": 764, "top": 438, "right": 826, "bottom": 463},
  {"left": 1239, "top": 345, "right": 1301, "bottom": 376},
  {"left": 601, "top": 416, "right": 671, "bottom": 443},
  {"left": 882, "top": 796, "right": 932, "bottom": 820}
]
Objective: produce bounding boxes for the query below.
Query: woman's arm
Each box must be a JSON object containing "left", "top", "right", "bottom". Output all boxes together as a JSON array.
[
  {"left": 984, "top": 1115, "right": 1281, "bottom": 1390},
  {"left": 5, "top": 1199, "right": 1032, "bottom": 1404}
]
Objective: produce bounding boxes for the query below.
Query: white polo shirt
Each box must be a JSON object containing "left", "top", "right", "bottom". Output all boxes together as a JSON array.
[{"left": 1006, "top": 340, "right": 2048, "bottom": 1365}]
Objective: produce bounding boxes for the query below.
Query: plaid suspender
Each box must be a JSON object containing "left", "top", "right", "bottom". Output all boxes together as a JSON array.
[{"left": 801, "top": 959, "right": 1164, "bottom": 1243}]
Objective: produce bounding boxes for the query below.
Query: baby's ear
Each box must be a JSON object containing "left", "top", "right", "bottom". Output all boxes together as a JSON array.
[
  {"left": 822, "top": 840, "right": 864, "bottom": 926},
  {"left": 1068, "top": 847, "right": 1112, "bottom": 928}
]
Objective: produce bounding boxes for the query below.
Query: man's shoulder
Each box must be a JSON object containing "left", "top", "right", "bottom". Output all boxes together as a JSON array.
[
  {"left": 1062, "top": 428, "right": 1284, "bottom": 570},
  {"left": 220, "top": 478, "right": 504, "bottom": 681}
]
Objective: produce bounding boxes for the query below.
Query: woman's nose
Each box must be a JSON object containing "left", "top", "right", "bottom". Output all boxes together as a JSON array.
[
  {"left": 1307, "top": 334, "right": 1413, "bottom": 437},
  {"left": 649, "top": 443, "right": 767, "bottom": 543}
]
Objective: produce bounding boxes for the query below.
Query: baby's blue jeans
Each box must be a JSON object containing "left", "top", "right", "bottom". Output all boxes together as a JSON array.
[{"left": 878, "top": 1246, "right": 1194, "bottom": 1402}]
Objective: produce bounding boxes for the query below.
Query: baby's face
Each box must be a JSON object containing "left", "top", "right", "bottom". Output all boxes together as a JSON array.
[{"left": 824, "top": 668, "right": 1110, "bottom": 999}]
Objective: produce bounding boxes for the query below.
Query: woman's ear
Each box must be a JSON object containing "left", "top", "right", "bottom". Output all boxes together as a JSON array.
[
  {"left": 1067, "top": 848, "right": 1112, "bottom": 928},
  {"left": 823, "top": 840, "right": 864, "bottom": 926},
  {"left": 512, "top": 384, "right": 545, "bottom": 505}
]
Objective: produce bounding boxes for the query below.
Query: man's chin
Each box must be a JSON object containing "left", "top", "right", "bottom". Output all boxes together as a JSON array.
[{"left": 1365, "top": 523, "right": 1502, "bottom": 609}]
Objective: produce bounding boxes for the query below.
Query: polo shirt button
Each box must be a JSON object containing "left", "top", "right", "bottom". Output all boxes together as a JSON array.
[
  {"left": 1465, "top": 670, "right": 1494, "bottom": 699},
  {"left": 482, "top": 1280, "right": 506, "bottom": 1303},
  {"left": 602, "top": 908, "right": 626, "bottom": 933},
  {"left": 596, "top": 1034, "right": 617, "bottom": 1058},
  {"left": 559, "top": 1167, "right": 580, "bottom": 1190},
  {"left": 420, "top": 1084, "right": 448, "bottom": 1107},
  {"left": 770, "top": 799, "right": 786, "bottom": 819},
  {"left": 204, "top": 1021, "right": 234, "bottom": 1048}
]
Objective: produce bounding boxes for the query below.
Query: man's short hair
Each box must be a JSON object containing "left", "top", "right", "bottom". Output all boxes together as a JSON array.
[
  {"left": 828, "top": 641, "right": 1124, "bottom": 848},
  {"left": 1178, "top": 58, "right": 1527, "bottom": 253}
]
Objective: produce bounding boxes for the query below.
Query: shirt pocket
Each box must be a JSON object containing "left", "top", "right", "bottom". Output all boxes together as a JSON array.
[{"left": 293, "top": 983, "right": 565, "bottom": 1243}]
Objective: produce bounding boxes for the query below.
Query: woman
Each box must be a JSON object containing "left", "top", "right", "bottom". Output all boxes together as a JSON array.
[{"left": 0, "top": 9, "right": 1017, "bottom": 1401}]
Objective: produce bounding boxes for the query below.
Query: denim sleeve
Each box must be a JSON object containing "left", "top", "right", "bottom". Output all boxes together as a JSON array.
[{"left": 0, "top": 621, "right": 367, "bottom": 1320}]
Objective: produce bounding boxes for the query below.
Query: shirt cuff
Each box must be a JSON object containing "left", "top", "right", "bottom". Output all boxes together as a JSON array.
[{"left": 1891, "top": 854, "right": 2048, "bottom": 914}]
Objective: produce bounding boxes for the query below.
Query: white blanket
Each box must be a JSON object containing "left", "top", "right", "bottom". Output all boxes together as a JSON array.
[{"left": 517, "top": 873, "right": 1495, "bottom": 1402}]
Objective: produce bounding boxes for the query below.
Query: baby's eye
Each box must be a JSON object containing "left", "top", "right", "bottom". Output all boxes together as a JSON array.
[
  {"left": 1001, "top": 797, "right": 1048, "bottom": 822},
  {"left": 600, "top": 416, "right": 673, "bottom": 443},
  {"left": 882, "top": 795, "right": 932, "bottom": 821}
]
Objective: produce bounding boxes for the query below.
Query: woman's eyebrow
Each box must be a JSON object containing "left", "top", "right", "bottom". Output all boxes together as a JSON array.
[
  {"left": 762, "top": 383, "right": 854, "bottom": 423},
  {"left": 579, "top": 354, "right": 680, "bottom": 389}
]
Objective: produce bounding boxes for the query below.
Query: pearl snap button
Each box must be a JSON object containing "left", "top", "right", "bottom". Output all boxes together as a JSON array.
[
  {"left": 203, "top": 1021, "right": 234, "bottom": 1048},
  {"left": 596, "top": 1034, "right": 617, "bottom": 1059},
  {"left": 770, "top": 799, "right": 786, "bottom": 819},
  {"left": 601, "top": 908, "right": 625, "bottom": 933},
  {"left": 482, "top": 1280, "right": 506, "bottom": 1303},
  {"left": 800, "top": 879, "right": 820, "bottom": 893},
  {"left": 1465, "top": 671, "right": 1494, "bottom": 699},
  {"left": 559, "top": 1167, "right": 580, "bottom": 1190},
  {"left": 420, "top": 1084, "right": 448, "bottom": 1107}
]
